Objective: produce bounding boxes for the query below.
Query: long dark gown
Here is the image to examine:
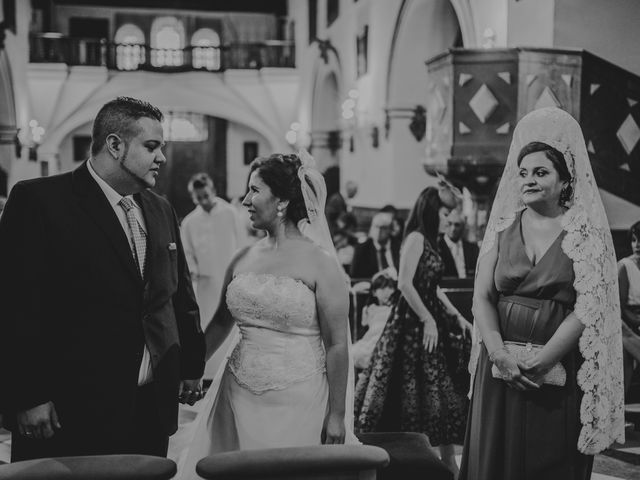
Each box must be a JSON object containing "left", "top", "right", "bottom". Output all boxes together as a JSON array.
[
  {"left": 459, "top": 211, "right": 593, "bottom": 480},
  {"left": 354, "top": 236, "right": 469, "bottom": 446}
]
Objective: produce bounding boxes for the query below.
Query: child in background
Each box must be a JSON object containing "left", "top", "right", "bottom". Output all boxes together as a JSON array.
[{"left": 352, "top": 269, "right": 398, "bottom": 369}]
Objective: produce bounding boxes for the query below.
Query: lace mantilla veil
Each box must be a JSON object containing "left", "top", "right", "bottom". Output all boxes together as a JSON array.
[
  {"left": 297, "top": 149, "right": 359, "bottom": 443},
  {"left": 468, "top": 107, "right": 625, "bottom": 453}
]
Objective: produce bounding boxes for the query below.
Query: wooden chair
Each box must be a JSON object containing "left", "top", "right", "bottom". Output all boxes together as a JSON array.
[
  {"left": 0, "top": 454, "right": 177, "bottom": 480},
  {"left": 196, "top": 444, "right": 390, "bottom": 480}
]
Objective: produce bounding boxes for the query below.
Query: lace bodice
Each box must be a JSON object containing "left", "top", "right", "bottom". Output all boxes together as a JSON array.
[{"left": 225, "top": 272, "right": 326, "bottom": 394}]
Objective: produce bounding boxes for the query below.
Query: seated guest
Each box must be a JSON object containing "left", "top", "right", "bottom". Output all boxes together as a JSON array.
[
  {"left": 618, "top": 220, "right": 640, "bottom": 394},
  {"left": 381, "top": 204, "right": 404, "bottom": 259},
  {"left": 351, "top": 212, "right": 400, "bottom": 279},
  {"left": 437, "top": 209, "right": 478, "bottom": 278},
  {"left": 337, "top": 211, "right": 359, "bottom": 238},
  {"left": 333, "top": 229, "right": 356, "bottom": 273},
  {"left": 352, "top": 269, "right": 397, "bottom": 369}
]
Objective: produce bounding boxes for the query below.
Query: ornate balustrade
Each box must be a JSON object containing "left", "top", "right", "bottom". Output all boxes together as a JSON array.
[
  {"left": 425, "top": 47, "right": 640, "bottom": 206},
  {"left": 29, "top": 34, "right": 295, "bottom": 71}
]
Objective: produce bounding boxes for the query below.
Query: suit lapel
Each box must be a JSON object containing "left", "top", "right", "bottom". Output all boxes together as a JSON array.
[{"left": 72, "top": 162, "right": 142, "bottom": 285}]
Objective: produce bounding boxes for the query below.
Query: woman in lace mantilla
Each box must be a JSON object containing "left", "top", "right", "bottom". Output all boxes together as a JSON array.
[
  {"left": 173, "top": 152, "right": 357, "bottom": 479},
  {"left": 459, "top": 108, "right": 625, "bottom": 480}
]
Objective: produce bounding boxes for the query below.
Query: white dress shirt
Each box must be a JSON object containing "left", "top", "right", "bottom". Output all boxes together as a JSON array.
[
  {"left": 373, "top": 239, "right": 395, "bottom": 271},
  {"left": 444, "top": 235, "right": 467, "bottom": 278},
  {"left": 87, "top": 160, "right": 153, "bottom": 385}
]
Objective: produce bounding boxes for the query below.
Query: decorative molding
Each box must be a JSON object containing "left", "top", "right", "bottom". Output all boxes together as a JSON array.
[
  {"left": 384, "top": 105, "right": 426, "bottom": 141},
  {"left": 469, "top": 84, "right": 499, "bottom": 123},
  {"left": 408, "top": 105, "right": 426, "bottom": 141},
  {"left": 458, "top": 73, "right": 472, "bottom": 86},
  {"left": 316, "top": 38, "right": 338, "bottom": 65},
  {"left": 0, "top": 124, "right": 18, "bottom": 145},
  {"left": 496, "top": 123, "right": 510, "bottom": 135},
  {"left": 497, "top": 72, "right": 511, "bottom": 84},
  {"left": 534, "top": 86, "right": 561, "bottom": 109},
  {"left": 617, "top": 114, "right": 640, "bottom": 155}
]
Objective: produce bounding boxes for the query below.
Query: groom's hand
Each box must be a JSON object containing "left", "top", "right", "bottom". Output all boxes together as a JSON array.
[
  {"left": 179, "top": 379, "right": 203, "bottom": 405},
  {"left": 17, "top": 401, "right": 62, "bottom": 440}
]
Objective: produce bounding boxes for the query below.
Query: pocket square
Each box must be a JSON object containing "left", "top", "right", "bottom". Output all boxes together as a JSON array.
[{"left": 168, "top": 242, "right": 177, "bottom": 251}]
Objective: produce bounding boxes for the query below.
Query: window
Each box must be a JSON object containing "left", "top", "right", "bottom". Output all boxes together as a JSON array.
[
  {"left": 243, "top": 142, "right": 259, "bottom": 165},
  {"left": 114, "top": 23, "right": 145, "bottom": 70},
  {"left": 308, "top": 0, "right": 317, "bottom": 43},
  {"left": 327, "top": 0, "right": 339, "bottom": 27},
  {"left": 356, "top": 25, "right": 368, "bottom": 77},
  {"left": 191, "top": 28, "right": 221, "bottom": 71},
  {"left": 150, "top": 16, "right": 185, "bottom": 67},
  {"left": 162, "top": 112, "right": 207, "bottom": 142}
]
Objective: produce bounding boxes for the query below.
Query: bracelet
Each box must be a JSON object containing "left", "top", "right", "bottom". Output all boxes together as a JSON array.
[{"left": 488, "top": 346, "right": 508, "bottom": 363}]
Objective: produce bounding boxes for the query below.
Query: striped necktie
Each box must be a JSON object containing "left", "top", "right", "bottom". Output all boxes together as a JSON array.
[{"left": 119, "top": 197, "right": 147, "bottom": 278}]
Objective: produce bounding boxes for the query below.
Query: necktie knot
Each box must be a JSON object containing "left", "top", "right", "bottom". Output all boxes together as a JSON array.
[{"left": 119, "top": 196, "right": 135, "bottom": 212}]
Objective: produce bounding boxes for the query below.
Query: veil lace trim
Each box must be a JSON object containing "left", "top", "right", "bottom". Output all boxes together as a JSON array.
[
  {"left": 296, "top": 148, "right": 359, "bottom": 443},
  {"left": 469, "top": 107, "right": 625, "bottom": 454}
]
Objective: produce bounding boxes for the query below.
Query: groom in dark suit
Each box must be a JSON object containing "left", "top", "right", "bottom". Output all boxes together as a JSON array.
[{"left": 0, "top": 97, "right": 205, "bottom": 461}]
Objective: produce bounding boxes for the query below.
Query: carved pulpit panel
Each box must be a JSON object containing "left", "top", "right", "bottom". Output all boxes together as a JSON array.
[
  {"left": 580, "top": 52, "right": 640, "bottom": 205},
  {"left": 425, "top": 47, "right": 640, "bottom": 206}
]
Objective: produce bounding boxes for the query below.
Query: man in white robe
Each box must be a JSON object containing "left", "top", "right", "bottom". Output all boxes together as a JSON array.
[{"left": 181, "top": 173, "right": 241, "bottom": 379}]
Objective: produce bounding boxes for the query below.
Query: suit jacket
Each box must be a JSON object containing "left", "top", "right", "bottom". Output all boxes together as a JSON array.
[
  {"left": 0, "top": 162, "right": 205, "bottom": 441},
  {"left": 350, "top": 238, "right": 400, "bottom": 280},
  {"left": 437, "top": 234, "right": 479, "bottom": 278}
]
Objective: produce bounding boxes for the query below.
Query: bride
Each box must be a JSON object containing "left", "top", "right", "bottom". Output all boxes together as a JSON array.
[{"left": 173, "top": 150, "right": 358, "bottom": 477}]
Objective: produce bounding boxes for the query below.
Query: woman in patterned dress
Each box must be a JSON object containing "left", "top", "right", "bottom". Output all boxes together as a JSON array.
[{"left": 355, "top": 185, "right": 472, "bottom": 477}]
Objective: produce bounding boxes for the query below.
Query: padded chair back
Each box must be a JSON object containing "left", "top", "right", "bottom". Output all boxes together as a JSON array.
[
  {"left": 356, "top": 432, "right": 453, "bottom": 480},
  {"left": 0, "top": 454, "right": 176, "bottom": 480},
  {"left": 196, "top": 444, "right": 390, "bottom": 480}
]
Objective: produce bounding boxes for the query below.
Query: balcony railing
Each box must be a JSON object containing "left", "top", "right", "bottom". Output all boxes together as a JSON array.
[{"left": 29, "top": 34, "right": 295, "bottom": 71}]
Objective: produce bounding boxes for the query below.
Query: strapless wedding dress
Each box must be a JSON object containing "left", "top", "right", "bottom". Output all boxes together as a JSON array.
[{"left": 173, "top": 272, "right": 356, "bottom": 479}]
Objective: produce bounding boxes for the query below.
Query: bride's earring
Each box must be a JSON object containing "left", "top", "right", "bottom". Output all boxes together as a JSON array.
[{"left": 276, "top": 205, "right": 284, "bottom": 217}]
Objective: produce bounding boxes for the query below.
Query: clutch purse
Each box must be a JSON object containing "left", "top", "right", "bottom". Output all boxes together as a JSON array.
[{"left": 490, "top": 341, "right": 566, "bottom": 386}]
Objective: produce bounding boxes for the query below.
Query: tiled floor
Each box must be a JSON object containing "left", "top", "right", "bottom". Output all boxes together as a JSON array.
[{"left": 1, "top": 415, "right": 638, "bottom": 480}]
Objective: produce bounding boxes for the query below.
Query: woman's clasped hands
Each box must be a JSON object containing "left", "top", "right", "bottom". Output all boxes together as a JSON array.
[{"left": 490, "top": 348, "right": 542, "bottom": 391}]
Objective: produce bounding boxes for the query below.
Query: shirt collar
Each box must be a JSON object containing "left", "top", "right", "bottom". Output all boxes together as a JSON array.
[
  {"left": 87, "top": 159, "right": 139, "bottom": 210},
  {"left": 444, "top": 234, "right": 461, "bottom": 250}
]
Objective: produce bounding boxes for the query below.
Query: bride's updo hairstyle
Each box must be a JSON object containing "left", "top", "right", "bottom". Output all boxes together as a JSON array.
[{"left": 250, "top": 153, "right": 315, "bottom": 224}]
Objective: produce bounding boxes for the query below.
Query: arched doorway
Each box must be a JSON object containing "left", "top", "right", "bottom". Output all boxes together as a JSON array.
[
  {"left": 386, "top": 0, "right": 462, "bottom": 207},
  {"left": 311, "top": 71, "right": 341, "bottom": 174}
]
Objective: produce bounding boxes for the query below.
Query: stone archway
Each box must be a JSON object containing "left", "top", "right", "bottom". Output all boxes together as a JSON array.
[
  {"left": 311, "top": 71, "right": 342, "bottom": 173},
  {"left": 42, "top": 78, "right": 285, "bottom": 217},
  {"left": 385, "top": 0, "right": 463, "bottom": 207}
]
